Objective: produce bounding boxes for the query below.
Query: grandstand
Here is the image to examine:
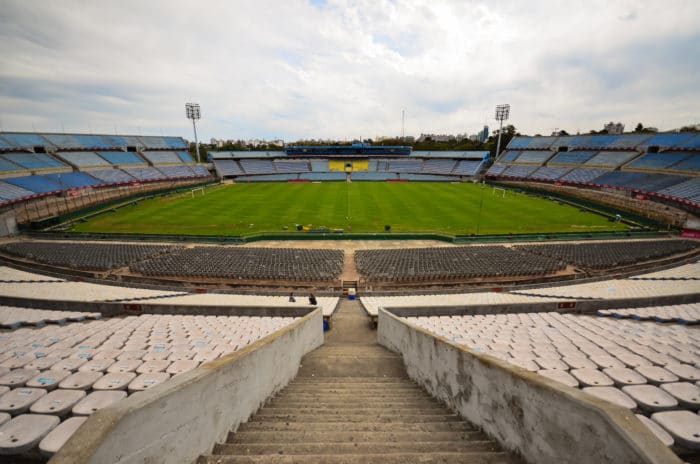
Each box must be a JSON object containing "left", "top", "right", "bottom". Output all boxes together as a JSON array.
[
  {"left": 487, "top": 132, "right": 700, "bottom": 208},
  {"left": 211, "top": 148, "right": 488, "bottom": 181},
  {"left": 0, "top": 131, "right": 212, "bottom": 207}
]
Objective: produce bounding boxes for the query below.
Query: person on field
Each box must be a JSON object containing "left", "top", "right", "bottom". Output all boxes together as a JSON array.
[{"left": 308, "top": 293, "right": 317, "bottom": 305}]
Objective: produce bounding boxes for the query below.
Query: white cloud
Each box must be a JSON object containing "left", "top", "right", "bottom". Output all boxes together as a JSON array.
[{"left": 0, "top": 0, "right": 698, "bottom": 140}]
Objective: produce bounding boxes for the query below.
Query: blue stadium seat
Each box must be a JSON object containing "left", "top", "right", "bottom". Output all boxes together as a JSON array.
[
  {"left": 141, "top": 151, "right": 183, "bottom": 164},
  {"left": 638, "top": 133, "right": 695, "bottom": 149},
  {"left": 4, "top": 175, "right": 63, "bottom": 193},
  {"left": 44, "top": 172, "right": 101, "bottom": 188},
  {"left": 3, "top": 153, "right": 67, "bottom": 170},
  {"left": 0, "top": 157, "right": 24, "bottom": 172},
  {"left": 57, "top": 152, "right": 111, "bottom": 168},
  {"left": 513, "top": 150, "right": 553, "bottom": 164},
  {"left": 670, "top": 154, "right": 700, "bottom": 173},
  {"left": 549, "top": 151, "right": 598, "bottom": 165},
  {"left": 625, "top": 152, "right": 691, "bottom": 170},
  {"left": 452, "top": 160, "right": 484, "bottom": 175},
  {"left": 0, "top": 133, "right": 48, "bottom": 148},
  {"left": 84, "top": 169, "right": 135, "bottom": 184},
  {"left": 97, "top": 151, "right": 146, "bottom": 165}
]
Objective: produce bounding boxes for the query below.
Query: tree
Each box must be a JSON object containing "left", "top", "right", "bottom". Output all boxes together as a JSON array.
[{"left": 635, "top": 123, "right": 644, "bottom": 132}]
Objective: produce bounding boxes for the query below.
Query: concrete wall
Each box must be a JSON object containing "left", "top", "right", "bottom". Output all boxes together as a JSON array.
[
  {"left": 50, "top": 308, "right": 324, "bottom": 464},
  {"left": 378, "top": 309, "right": 682, "bottom": 464}
]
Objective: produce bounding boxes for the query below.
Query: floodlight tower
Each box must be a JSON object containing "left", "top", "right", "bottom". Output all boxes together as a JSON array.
[
  {"left": 185, "top": 103, "right": 201, "bottom": 162},
  {"left": 494, "top": 104, "right": 510, "bottom": 160}
]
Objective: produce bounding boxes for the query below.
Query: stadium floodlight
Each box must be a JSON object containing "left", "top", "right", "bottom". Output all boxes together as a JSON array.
[
  {"left": 185, "top": 103, "right": 201, "bottom": 162},
  {"left": 494, "top": 104, "right": 510, "bottom": 161}
]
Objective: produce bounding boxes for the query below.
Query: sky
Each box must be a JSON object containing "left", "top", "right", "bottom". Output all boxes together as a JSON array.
[{"left": 0, "top": 0, "right": 699, "bottom": 142}]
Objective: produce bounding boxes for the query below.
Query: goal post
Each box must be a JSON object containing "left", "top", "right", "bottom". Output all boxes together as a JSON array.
[
  {"left": 191, "top": 187, "right": 205, "bottom": 198},
  {"left": 492, "top": 187, "right": 506, "bottom": 198}
]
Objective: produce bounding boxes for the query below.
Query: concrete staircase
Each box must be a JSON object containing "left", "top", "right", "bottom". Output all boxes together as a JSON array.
[{"left": 197, "top": 300, "right": 523, "bottom": 464}]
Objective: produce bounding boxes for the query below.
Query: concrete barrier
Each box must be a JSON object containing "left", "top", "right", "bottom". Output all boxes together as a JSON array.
[
  {"left": 378, "top": 308, "right": 682, "bottom": 464},
  {"left": 50, "top": 308, "right": 324, "bottom": 464}
]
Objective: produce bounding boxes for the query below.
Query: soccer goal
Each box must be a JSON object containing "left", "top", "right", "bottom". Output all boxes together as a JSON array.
[
  {"left": 191, "top": 187, "right": 205, "bottom": 198},
  {"left": 492, "top": 187, "right": 507, "bottom": 198}
]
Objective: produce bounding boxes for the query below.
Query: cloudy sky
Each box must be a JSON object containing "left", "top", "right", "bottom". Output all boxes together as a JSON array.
[{"left": 0, "top": 0, "right": 698, "bottom": 141}]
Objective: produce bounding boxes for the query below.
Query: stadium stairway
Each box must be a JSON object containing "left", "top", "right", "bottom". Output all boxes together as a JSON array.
[{"left": 197, "top": 300, "right": 523, "bottom": 464}]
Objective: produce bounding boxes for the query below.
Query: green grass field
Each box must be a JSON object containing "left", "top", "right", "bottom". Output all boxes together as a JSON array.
[{"left": 71, "top": 182, "right": 628, "bottom": 236}]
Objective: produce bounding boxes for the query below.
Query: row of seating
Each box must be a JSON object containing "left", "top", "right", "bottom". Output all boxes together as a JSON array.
[
  {"left": 597, "top": 304, "right": 700, "bottom": 324},
  {"left": 0, "top": 313, "right": 299, "bottom": 457},
  {"left": 0, "top": 266, "right": 340, "bottom": 316},
  {"left": 0, "top": 306, "right": 101, "bottom": 328},
  {"left": 514, "top": 240, "right": 697, "bottom": 270},
  {"left": 131, "top": 247, "right": 344, "bottom": 281},
  {"left": 0, "top": 164, "right": 211, "bottom": 202},
  {"left": 508, "top": 133, "right": 700, "bottom": 151},
  {"left": 355, "top": 246, "right": 565, "bottom": 281},
  {"left": 0, "top": 132, "right": 187, "bottom": 150},
  {"left": 0, "top": 242, "right": 182, "bottom": 271},
  {"left": 407, "top": 311, "right": 700, "bottom": 450}
]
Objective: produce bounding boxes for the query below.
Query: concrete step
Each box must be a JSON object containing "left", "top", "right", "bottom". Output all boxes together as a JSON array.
[
  {"left": 267, "top": 393, "right": 433, "bottom": 402},
  {"left": 237, "top": 421, "right": 477, "bottom": 433},
  {"left": 248, "top": 413, "right": 462, "bottom": 423},
  {"left": 198, "top": 451, "right": 521, "bottom": 464},
  {"left": 214, "top": 440, "right": 501, "bottom": 455},
  {"left": 280, "top": 385, "right": 424, "bottom": 393},
  {"left": 265, "top": 399, "right": 441, "bottom": 409},
  {"left": 257, "top": 407, "right": 449, "bottom": 416},
  {"left": 292, "top": 377, "right": 410, "bottom": 384},
  {"left": 227, "top": 431, "right": 478, "bottom": 444}
]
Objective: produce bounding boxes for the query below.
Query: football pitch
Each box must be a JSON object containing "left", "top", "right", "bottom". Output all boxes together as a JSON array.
[{"left": 72, "top": 182, "right": 628, "bottom": 236}]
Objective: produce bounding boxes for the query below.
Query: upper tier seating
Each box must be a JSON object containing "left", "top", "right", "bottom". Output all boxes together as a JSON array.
[
  {"left": 213, "top": 159, "right": 244, "bottom": 176},
  {"left": 625, "top": 152, "right": 692, "bottom": 171},
  {"left": 584, "top": 151, "right": 639, "bottom": 168},
  {"left": 420, "top": 158, "right": 457, "bottom": 174},
  {"left": 239, "top": 159, "right": 275, "bottom": 175},
  {"left": 96, "top": 152, "right": 145, "bottom": 165},
  {"left": 141, "top": 151, "right": 184, "bottom": 165},
  {"left": 83, "top": 169, "right": 135, "bottom": 184},
  {"left": 452, "top": 160, "right": 484, "bottom": 175},
  {"left": 2, "top": 153, "right": 67, "bottom": 170},
  {"left": 0, "top": 157, "right": 23, "bottom": 173},
  {"left": 0, "top": 133, "right": 48, "bottom": 148},
  {"left": 638, "top": 133, "right": 696, "bottom": 149},
  {"left": 387, "top": 160, "right": 423, "bottom": 172},
  {"left": 670, "top": 154, "right": 700, "bottom": 173},
  {"left": 549, "top": 151, "right": 598, "bottom": 165},
  {"left": 514, "top": 151, "right": 553, "bottom": 164},
  {"left": 310, "top": 160, "right": 328, "bottom": 171},
  {"left": 176, "top": 151, "right": 194, "bottom": 163},
  {"left": 274, "top": 160, "right": 310, "bottom": 173},
  {"left": 56, "top": 152, "right": 110, "bottom": 168},
  {"left": 499, "top": 151, "right": 520, "bottom": 162},
  {"left": 155, "top": 165, "right": 197, "bottom": 179}
]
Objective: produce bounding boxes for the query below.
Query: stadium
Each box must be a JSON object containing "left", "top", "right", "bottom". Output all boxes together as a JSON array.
[{"left": 0, "top": 127, "right": 698, "bottom": 464}]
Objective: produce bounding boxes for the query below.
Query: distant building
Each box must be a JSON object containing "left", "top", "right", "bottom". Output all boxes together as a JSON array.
[
  {"left": 479, "top": 125, "right": 489, "bottom": 143},
  {"left": 604, "top": 122, "right": 625, "bottom": 135}
]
